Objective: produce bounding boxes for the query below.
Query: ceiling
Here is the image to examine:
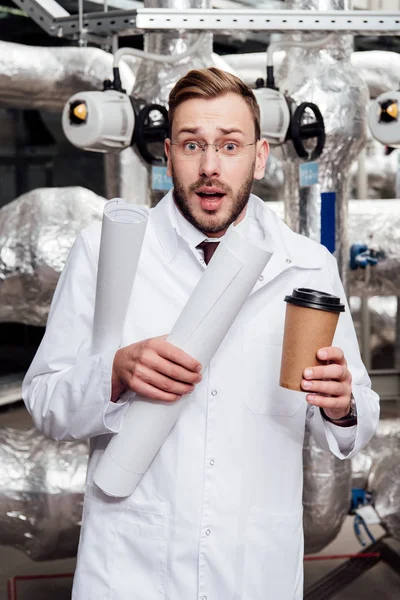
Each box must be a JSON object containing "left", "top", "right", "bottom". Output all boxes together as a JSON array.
[{"left": 0, "top": 0, "right": 399, "bottom": 54}]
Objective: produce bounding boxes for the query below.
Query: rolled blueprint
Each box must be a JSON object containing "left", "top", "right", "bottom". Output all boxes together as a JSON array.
[
  {"left": 94, "top": 224, "right": 272, "bottom": 497},
  {"left": 91, "top": 199, "right": 148, "bottom": 354}
]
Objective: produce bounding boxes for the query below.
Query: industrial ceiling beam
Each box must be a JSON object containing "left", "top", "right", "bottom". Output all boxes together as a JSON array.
[{"left": 10, "top": 2, "right": 400, "bottom": 41}]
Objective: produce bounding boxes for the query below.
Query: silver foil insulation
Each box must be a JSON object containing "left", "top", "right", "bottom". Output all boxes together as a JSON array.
[
  {"left": 0, "top": 41, "right": 136, "bottom": 113},
  {"left": 353, "top": 419, "right": 400, "bottom": 542},
  {"left": 0, "top": 427, "right": 87, "bottom": 560},
  {"left": 277, "top": 0, "right": 369, "bottom": 293},
  {"left": 303, "top": 427, "right": 352, "bottom": 554},
  {"left": 0, "top": 187, "right": 105, "bottom": 325}
]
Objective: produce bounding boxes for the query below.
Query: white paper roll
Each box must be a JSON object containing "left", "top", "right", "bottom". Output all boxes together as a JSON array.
[
  {"left": 94, "top": 224, "right": 272, "bottom": 498},
  {"left": 91, "top": 198, "right": 148, "bottom": 355}
]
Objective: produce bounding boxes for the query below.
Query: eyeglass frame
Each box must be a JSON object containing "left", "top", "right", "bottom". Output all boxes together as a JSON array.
[{"left": 169, "top": 139, "right": 259, "bottom": 158}]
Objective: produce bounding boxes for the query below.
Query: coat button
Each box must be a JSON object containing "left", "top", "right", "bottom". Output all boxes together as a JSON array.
[
  {"left": 205, "top": 528, "right": 211, "bottom": 536},
  {"left": 286, "top": 258, "right": 292, "bottom": 264},
  {"left": 211, "top": 389, "right": 218, "bottom": 396},
  {"left": 258, "top": 274, "right": 264, "bottom": 282}
]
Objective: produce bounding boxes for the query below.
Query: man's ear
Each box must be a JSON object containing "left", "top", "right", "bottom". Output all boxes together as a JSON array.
[
  {"left": 165, "top": 138, "right": 172, "bottom": 177},
  {"left": 253, "top": 139, "right": 270, "bottom": 181}
]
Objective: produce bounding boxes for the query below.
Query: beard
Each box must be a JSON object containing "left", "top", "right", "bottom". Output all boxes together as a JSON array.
[{"left": 171, "top": 161, "right": 255, "bottom": 235}]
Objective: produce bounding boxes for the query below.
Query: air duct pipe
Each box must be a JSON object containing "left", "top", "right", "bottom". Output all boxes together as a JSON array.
[
  {"left": 221, "top": 50, "right": 400, "bottom": 99},
  {"left": 352, "top": 418, "right": 400, "bottom": 543},
  {"left": 0, "top": 187, "right": 105, "bottom": 326},
  {"left": 0, "top": 427, "right": 87, "bottom": 560},
  {"left": 303, "top": 427, "right": 352, "bottom": 554},
  {"left": 274, "top": 0, "right": 368, "bottom": 294},
  {"left": 0, "top": 41, "right": 136, "bottom": 112}
]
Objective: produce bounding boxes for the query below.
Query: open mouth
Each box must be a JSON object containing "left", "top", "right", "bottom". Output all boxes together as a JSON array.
[
  {"left": 196, "top": 193, "right": 225, "bottom": 211},
  {"left": 196, "top": 191, "right": 225, "bottom": 199},
  {"left": 195, "top": 187, "right": 226, "bottom": 210}
]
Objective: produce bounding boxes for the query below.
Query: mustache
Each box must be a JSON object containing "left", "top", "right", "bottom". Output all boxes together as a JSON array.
[{"left": 188, "top": 178, "right": 232, "bottom": 195}]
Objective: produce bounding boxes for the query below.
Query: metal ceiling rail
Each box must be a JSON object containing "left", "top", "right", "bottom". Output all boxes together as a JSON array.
[
  {"left": 135, "top": 8, "right": 400, "bottom": 34},
  {"left": 9, "top": 2, "right": 400, "bottom": 41}
]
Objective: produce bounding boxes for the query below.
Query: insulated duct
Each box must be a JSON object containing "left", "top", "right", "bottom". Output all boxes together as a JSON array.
[
  {"left": 369, "top": 454, "right": 400, "bottom": 542},
  {"left": 0, "top": 187, "right": 105, "bottom": 326},
  {"left": 222, "top": 50, "right": 400, "bottom": 100},
  {"left": 0, "top": 41, "right": 136, "bottom": 112},
  {"left": 351, "top": 51, "right": 400, "bottom": 100},
  {"left": 352, "top": 419, "right": 400, "bottom": 542},
  {"left": 0, "top": 427, "right": 87, "bottom": 560},
  {"left": 303, "top": 427, "right": 352, "bottom": 554},
  {"left": 275, "top": 0, "right": 369, "bottom": 294},
  {"left": 352, "top": 418, "right": 400, "bottom": 490}
]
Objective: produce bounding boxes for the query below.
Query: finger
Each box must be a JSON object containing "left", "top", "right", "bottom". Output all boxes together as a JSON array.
[
  {"left": 316, "top": 346, "right": 346, "bottom": 364},
  {"left": 301, "top": 378, "right": 348, "bottom": 397},
  {"left": 152, "top": 355, "right": 203, "bottom": 385},
  {"left": 303, "top": 363, "right": 349, "bottom": 382},
  {"left": 305, "top": 394, "right": 350, "bottom": 411},
  {"left": 155, "top": 340, "right": 202, "bottom": 372},
  {"left": 131, "top": 364, "right": 196, "bottom": 396},
  {"left": 126, "top": 378, "right": 183, "bottom": 403}
]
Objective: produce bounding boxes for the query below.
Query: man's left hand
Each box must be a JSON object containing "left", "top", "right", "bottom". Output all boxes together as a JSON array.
[{"left": 301, "top": 346, "right": 352, "bottom": 420}]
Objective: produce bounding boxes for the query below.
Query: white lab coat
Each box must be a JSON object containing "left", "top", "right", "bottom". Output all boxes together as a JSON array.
[{"left": 23, "top": 192, "right": 379, "bottom": 600}]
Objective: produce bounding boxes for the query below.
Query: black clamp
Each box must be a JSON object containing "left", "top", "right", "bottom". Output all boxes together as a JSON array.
[
  {"left": 290, "top": 102, "right": 326, "bottom": 161},
  {"left": 132, "top": 103, "right": 169, "bottom": 165}
]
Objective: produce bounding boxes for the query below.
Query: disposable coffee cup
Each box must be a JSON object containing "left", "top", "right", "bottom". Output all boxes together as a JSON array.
[{"left": 279, "top": 288, "right": 345, "bottom": 392}]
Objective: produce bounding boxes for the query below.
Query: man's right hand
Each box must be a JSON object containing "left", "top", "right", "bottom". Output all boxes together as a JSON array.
[{"left": 111, "top": 336, "right": 202, "bottom": 403}]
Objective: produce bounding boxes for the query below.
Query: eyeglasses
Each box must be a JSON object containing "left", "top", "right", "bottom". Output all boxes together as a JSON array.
[{"left": 170, "top": 140, "right": 258, "bottom": 159}]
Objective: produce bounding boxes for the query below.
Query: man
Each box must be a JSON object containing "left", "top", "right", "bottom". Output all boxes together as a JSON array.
[{"left": 23, "top": 67, "right": 379, "bottom": 600}]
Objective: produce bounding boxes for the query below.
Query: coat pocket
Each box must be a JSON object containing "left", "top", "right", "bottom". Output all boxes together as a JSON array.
[
  {"left": 242, "top": 510, "right": 304, "bottom": 600},
  {"left": 109, "top": 505, "right": 169, "bottom": 600},
  {"left": 242, "top": 336, "right": 303, "bottom": 416}
]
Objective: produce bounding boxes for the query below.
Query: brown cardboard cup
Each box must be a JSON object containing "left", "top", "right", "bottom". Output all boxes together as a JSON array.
[{"left": 279, "top": 288, "right": 345, "bottom": 392}]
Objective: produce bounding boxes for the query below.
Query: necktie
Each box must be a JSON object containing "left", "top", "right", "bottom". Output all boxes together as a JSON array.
[{"left": 197, "top": 241, "right": 220, "bottom": 265}]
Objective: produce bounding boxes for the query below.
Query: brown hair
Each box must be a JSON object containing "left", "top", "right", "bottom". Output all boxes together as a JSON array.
[{"left": 168, "top": 67, "right": 260, "bottom": 140}]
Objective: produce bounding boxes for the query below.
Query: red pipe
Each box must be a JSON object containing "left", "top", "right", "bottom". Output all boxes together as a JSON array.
[{"left": 304, "top": 552, "right": 381, "bottom": 561}]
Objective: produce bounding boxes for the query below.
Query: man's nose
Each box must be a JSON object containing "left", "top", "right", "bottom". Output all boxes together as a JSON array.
[{"left": 199, "top": 146, "right": 221, "bottom": 179}]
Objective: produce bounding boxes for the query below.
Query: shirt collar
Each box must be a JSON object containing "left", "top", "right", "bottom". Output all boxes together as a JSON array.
[
  {"left": 171, "top": 197, "right": 207, "bottom": 249},
  {"left": 150, "top": 190, "right": 325, "bottom": 269}
]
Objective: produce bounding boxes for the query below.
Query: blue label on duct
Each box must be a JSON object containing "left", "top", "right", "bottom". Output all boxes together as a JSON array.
[
  {"left": 320, "top": 192, "right": 336, "bottom": 254},
  {"left": 299, "top": 162, "right": 319, "bottom": 187},
  {"left": 152, "top": 166, "right": 173, "bottom": 191}
]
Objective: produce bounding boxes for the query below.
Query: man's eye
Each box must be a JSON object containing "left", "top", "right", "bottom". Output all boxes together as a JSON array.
[
  {"left": 223, "top": 142, "right": 239, "bottom": 152},
  {"left": 184, "top": 142, "right": 199, "bottom": 152}
]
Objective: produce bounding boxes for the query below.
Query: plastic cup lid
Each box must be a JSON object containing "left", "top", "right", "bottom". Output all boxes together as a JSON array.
[{"left": 284, "top": 288, "right": 345, "bottom": 312}]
